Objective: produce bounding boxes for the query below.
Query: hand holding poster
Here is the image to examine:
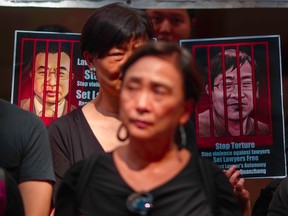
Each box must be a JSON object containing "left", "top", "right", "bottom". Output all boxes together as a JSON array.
[
  {"left": 12, "top": 31, "right": 99, "bottom": 126},
  {"left": 181, "top": 35, "right": 286, "bottom": 178}
]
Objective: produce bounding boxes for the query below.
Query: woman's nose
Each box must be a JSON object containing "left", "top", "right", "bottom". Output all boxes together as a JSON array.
[{"left": 136, "top": 91, "right": 150, "bottom": 113}]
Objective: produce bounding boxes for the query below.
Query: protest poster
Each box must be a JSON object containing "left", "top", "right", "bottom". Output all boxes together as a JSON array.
[
  {"left": 11, "top": 31, "right": 99, "bottom": 126},
  {"left": 181, "top": 35, "right": 286, "bottom": 178}
]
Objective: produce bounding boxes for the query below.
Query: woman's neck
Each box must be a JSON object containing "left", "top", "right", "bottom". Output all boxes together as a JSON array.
[
  {"left": 92, "top": 90, "right": 119, "bottom": 118},
  {"left": 113, "top": 140, "right": 190, "bottom": 192},
  {"left": 120, "top": 137, "right": 179, "bottom": 169}
]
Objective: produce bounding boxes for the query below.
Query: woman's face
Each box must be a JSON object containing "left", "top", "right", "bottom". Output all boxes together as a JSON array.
[
  {"left": 92, "top": 39, "right": 146, "bottom": 97},
  {"left": 120, "top": 56, "right": 190, "bottom": 141}
]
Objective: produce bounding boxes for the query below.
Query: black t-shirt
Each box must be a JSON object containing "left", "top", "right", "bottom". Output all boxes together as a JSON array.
[
  {"left": 56, "top": 153, "right": 241, "bottom": 216},
  {"left": 0, "top": 99, "right": 55, "bottom": 184},
  {"left": 48, "top": 108, "right": 105, "bottom": 201}
]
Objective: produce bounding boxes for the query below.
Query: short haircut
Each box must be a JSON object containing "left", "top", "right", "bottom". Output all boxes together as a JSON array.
[
  {"left": 26, "top": 43, "right": 71, "bottom": 75},
  {"left": 208, "top": 48, "right": 259, "bottom": 88},
  {"left": 121, "top": 41, "right": 204, "bottom": 102},
  {"left": 81, "top": 2, "right": 155, "bottom": 58}
]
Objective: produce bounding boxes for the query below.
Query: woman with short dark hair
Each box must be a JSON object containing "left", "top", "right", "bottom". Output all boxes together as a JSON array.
[
  {"left": 55, "top": 42, "right": 241, "bottom": 216},
  {"left": 48, "top": 2, "right": 155, "bottom": 203}
]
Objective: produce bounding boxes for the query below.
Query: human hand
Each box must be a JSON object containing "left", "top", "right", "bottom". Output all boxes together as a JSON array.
[{"left": 223, "top": 165, "right": 251, "bottom": 216}]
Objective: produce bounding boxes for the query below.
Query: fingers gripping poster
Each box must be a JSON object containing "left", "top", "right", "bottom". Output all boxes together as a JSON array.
[
  {"left": 12, "top": 31, "right": 99, "bottom": 126},
  {"left": 181, "top": 35, "right": 286, "bottom": 178}
]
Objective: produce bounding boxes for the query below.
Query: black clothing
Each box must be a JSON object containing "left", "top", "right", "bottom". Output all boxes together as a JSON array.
[
  {"left": 56, "top": 153, "right": 241, "bottom": 216},
  {"left": 0, "top": 99, "right": 55, "bottom": 184},
  {"left": 268, "top": 178, "right": 288, "bottom": 216},
  {"left": 48, "top": 108, "right": 105, "bottom": 201}
]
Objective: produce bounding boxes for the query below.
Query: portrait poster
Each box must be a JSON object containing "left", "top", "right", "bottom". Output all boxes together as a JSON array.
[
  {"left": 11, "top": 31, "right": 99, "bottom": 126},
  {"left": 180, "top": 35, "right": 286, "bottom": 178}
]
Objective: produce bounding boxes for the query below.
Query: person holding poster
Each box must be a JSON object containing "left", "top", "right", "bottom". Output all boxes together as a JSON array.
[
  {"left": 48, "top": 2, "right": 155, "bottom": 203},
  {"left": 20, "top": 44, "right": 75, "bottom": 118},
  {"left": 198, "top": 48, "right": 269, "bottom": 137}
]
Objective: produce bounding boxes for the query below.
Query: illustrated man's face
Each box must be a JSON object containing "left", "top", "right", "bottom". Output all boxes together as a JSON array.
[
  {"left": 33, "top": 52, "right": 71, "bottom": 105},
  {"left": 209, "top": 60, "right": 258, "bottom": 121}
]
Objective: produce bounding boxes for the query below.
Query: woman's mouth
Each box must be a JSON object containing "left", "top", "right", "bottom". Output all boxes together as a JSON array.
[{"left": 133, "top": 119, "right": 151, "bottom": 129}]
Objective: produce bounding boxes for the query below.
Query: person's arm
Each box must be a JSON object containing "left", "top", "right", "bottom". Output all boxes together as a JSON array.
[
  {"left": 18, "top": 113, "right": 55, "bottom": 215},
  {"left": 19, "top": 180, "right": 52, "bottom": 216},
  {"left": 224, "top": 165, "right": 251, "bottom": 216}
]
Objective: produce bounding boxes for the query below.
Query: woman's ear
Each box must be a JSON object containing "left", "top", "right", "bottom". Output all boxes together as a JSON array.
[
  {"left": 83, "top": 50, "right": 95, "bottom": 68},
  {"left": 179, "top": 99, "right": 195, "bottom": 125}
]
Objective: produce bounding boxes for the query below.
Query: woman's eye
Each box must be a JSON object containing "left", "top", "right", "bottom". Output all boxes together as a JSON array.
[
  {"left": 126, "top": 83, "right": 139, "bottom": 91},
  {"left": 155, "top": 90, "right": 164, "bottom": 95},
  {"left": 107, "top": 49, "right": 125, "bottom": 59},
  {"left": 154, "top": 87, "right": 167, "bottom": 97}
]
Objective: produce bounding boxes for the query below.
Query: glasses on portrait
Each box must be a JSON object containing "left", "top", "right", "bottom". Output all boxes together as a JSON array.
[
  {"left": 214, "top": 80, "right": 253, "bottom": 92},
  {"left": 35, "top": 70, "right": 69, "bottom": 80},
  {"left": 126, "top": 192, "right": 153, "bottom": 216}
]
